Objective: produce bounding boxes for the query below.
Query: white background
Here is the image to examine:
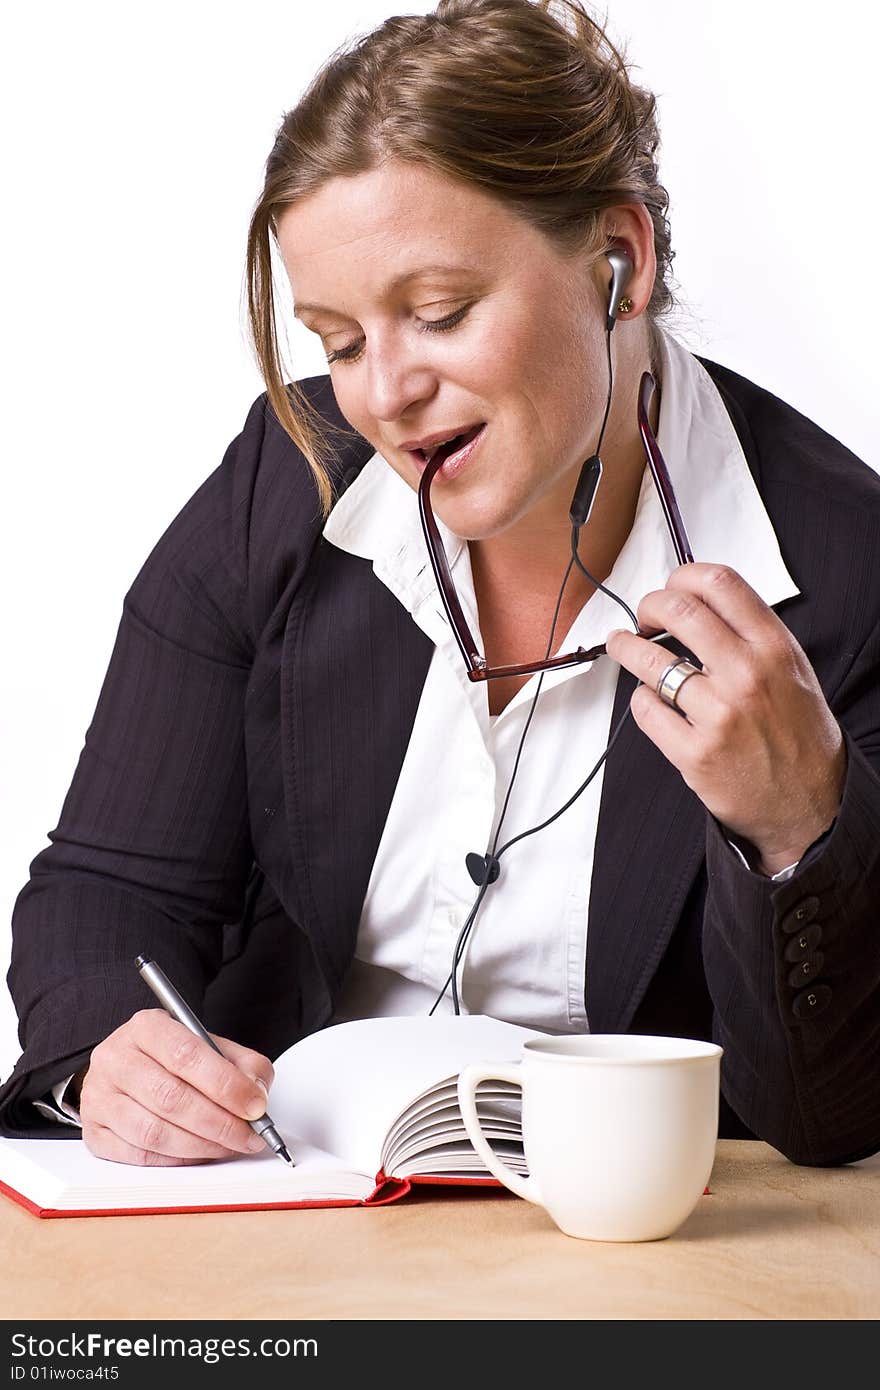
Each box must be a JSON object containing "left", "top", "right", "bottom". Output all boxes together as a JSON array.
[{"left": 1, "top": 1, "right": 877, "bottom": 1084}]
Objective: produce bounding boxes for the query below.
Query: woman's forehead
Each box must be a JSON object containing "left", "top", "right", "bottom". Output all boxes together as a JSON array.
[{"left": 277, "top": 163, "right": 555, "bottom": 316}]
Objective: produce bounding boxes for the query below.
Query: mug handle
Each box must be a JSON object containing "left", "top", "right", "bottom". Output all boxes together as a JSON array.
[{"left": 457, "top": 1061, "right": 542, "bottom": 1206}]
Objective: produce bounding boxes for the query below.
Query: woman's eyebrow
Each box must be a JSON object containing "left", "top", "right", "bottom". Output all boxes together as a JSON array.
[{"left": 293, "top": 263, "right": 483, "bottom": 319}]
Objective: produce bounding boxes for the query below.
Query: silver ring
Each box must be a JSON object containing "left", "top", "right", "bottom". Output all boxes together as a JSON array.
[{"left": 656, "top": 658, "right": 702, "bottom": 709}]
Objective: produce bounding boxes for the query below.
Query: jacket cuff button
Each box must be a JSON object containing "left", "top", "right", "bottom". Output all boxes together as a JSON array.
[
  {"left": 792, "top": 984, "right": 832, "bottom": 1019},
  {"left": 781, "top": 895, "right": 820, "bottom": 933}
]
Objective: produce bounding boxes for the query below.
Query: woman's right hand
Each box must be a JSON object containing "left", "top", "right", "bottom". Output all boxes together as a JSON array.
[{"left": 77, "top": 1008, "right": 275, "bottom": 1166}]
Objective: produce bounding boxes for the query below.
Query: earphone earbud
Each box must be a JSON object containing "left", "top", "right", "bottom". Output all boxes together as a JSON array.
[
  {"left": 567, "top": 248, "right": 634, "bottom": 526},
  {"left": 605, "top": 247, "right": 635, "bottom": 333}
]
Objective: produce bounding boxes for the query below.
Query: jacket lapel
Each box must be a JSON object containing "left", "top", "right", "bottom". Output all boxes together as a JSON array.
[
  {"left": 585, "top": 649, "right": 707, "bottom": 1032},
  {"left": 280, "top": 538, "right": 433, "bottom": 998}
]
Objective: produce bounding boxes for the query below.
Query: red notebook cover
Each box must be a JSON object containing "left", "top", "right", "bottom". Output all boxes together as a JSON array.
[{"left": 0, "top": 1169, "right": 504, "bottom": 1220}]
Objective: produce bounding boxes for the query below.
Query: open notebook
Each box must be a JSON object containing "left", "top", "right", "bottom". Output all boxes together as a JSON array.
[{"left": 0, "top": 1015, "right": 549, "bottom": 1218}]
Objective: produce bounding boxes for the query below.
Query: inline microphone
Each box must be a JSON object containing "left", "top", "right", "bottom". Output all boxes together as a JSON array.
[
  {"left": 465, "top": 852, "right": 501, "bottom": 886},
  {"left": 569, "top": 454, "right": 603, "bottom": 528}
]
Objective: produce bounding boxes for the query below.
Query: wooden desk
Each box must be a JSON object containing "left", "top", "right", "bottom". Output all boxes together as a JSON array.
[{"left": 3, "top": 1141, "right": 878, "bottom": 1320}]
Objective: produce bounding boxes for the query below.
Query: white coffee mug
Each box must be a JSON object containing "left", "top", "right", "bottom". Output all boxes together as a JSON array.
[{"left": 458, "top": 1034, "right": 722, "bottom": 1242}]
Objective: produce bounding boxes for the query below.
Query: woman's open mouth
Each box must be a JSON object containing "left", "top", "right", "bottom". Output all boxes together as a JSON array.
[{"left": 408, "top": 423, "right": 486, "bottom": 481}]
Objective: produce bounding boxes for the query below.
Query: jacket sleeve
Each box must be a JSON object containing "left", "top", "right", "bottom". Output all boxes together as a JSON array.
[
  {"left": 0, "top": 395, "right": 272, "bottom": 1137},
  {"left": 703, "top": 614, "right": 880, "bottom": 1165}
]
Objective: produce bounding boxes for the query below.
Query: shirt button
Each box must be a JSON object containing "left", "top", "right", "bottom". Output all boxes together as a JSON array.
[
  {"left": 780, "top": 896, "right": 820, "bottom": 934},
  {"left": 784, "top": 924, "right": 822, "bottom": 961},
  {"left": 792, "top": 984, "right": 832, "bottom": 1019},
  {"left": 787, "top": 951, "right": 824, "bottom": 989}
]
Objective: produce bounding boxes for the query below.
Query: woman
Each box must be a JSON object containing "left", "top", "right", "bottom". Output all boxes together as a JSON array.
[{"left": 2, "top": 0, "right": 878, "bottom": 1166}]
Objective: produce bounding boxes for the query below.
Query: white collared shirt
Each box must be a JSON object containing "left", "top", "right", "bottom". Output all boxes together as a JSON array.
[{"left": 324, "top": 328, "right": 800, "bottom": 1033}]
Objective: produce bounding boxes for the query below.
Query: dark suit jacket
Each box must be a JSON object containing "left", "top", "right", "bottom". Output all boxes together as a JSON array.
[{"left": 3, "top": 356, "right": 880, "bottom": 1164}]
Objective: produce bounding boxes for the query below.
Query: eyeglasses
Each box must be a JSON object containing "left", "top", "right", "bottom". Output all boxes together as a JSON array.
[{"left": 417, "top": 371, "right": 695, "bottom": 682}]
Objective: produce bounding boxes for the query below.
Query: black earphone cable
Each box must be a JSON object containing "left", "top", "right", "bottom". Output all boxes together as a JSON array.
[
  {"left": 436, "top": 695, "right": 635, "bottom": 1015},
  {"left": 569, "top": 529, "right": 638, "bottom": 631},
  {"left": 568, "top": 333, "right": 639, "bottom": 628},
  {"left": 595, "top": 328, "right": 614, "bottom": 457},
  {"left": 444, "top": 559, "right": 571, "bottom": 1015}
]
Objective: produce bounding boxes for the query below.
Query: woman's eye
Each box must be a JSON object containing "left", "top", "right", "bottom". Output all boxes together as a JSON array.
[{"left": 325, "top": 304, "right": 471, "bottom": 366}]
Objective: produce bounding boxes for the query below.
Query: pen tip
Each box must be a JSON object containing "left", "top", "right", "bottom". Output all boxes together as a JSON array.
[{"left": 280, "top": 1147, "right": 296, "bottom": 1168}]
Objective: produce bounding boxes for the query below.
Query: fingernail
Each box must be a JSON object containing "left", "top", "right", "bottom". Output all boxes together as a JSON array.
[
  {"left": 247, "top": 1132, "right": 265, "bottom": 1151},
  {"left": 242, "top": 1076, "right": 268, "bottom": 1120}
]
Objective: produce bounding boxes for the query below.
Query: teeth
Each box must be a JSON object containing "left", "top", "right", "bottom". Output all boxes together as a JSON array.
[{"left": 423, "top": 433, "right": 460, "bottom": 462}]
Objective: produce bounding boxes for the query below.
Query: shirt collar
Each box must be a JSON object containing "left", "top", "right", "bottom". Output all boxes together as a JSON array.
[
  {"left": 322, "top": 424, "right": 468, "bottom": 645},
  {"left": 322, "top": 327, "right": 799, "bottom": 650}
]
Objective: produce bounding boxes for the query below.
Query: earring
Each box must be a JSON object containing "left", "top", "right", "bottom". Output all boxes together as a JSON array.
[{"left": 618, "top": 296, "right": 634, "bottom": 315}]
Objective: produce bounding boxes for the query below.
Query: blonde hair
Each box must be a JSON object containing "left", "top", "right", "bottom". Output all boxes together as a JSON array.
[{"left": 245, "top": 0, "right": 675, "bottom": 515}]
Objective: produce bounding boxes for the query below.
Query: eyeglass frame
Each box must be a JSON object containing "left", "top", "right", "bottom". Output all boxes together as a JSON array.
[{"left": 416, "top": 370, "right": 695, "bottom": 683}]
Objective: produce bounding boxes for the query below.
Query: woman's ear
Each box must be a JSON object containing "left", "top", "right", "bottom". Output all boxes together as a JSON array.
[{"left": 599, "top": 204, "right": 657, "bottom": 320}]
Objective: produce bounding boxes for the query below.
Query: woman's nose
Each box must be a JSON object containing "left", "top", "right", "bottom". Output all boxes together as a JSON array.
[{"left": 364, "top": 332, "right": 436, "bottom": 423}]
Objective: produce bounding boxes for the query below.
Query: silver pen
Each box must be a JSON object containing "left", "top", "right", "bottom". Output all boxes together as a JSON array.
[{"left": 134, "top": 954, "right": 295, "bottom": 1167}]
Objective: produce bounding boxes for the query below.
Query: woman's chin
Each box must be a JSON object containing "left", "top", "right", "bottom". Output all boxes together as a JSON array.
[{"left": 431, "top": 499, "right": 520, "bottom": 543}]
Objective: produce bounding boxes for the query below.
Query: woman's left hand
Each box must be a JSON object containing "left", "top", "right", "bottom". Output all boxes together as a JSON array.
[{"left": 605, "top": 563, "right": 847, "bottom": 876}]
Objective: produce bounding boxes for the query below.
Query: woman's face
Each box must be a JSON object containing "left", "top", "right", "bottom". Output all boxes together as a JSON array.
[{"left": 276, "top": 160, "right": 615, "bottom": 541}]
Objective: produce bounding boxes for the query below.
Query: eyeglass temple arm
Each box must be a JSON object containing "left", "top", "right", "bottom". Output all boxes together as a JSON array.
[
  {"left": 418, "top": 456, "right": 485, "bottom": 674},
  {"left": 638, "top": 372, "right": 695, "bottom": 566}
]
